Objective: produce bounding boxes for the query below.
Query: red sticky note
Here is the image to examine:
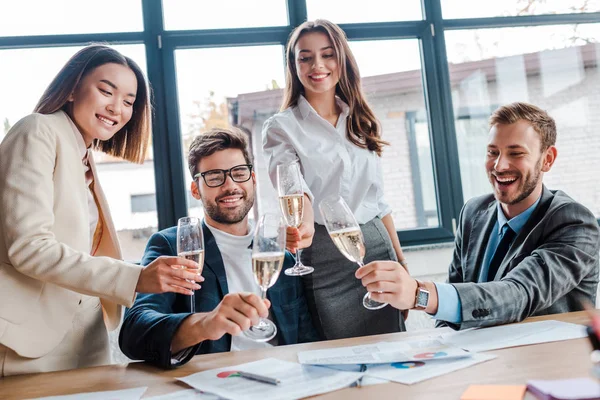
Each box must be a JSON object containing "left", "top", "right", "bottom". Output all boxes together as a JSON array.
[{"left": 461, "top": 385, "right": 527, "bottom": 400}]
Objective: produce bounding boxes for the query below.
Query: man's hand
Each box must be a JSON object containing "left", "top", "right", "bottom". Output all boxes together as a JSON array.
[
  {"left": 171, "top": 293, "right": 271, "bottom": 353},
  {"left": 355, "top": 261, "right": 418, "bottom": 311},
  {"left": 286, "top": 223, "right": 314, "bottom": 253},
  {"left": 197, "top": 293, "right": 270, "bottom": 341}
]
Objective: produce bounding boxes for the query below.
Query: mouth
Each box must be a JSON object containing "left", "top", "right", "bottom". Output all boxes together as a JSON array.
[
  {"left": 217, "top": 194, "right": 244, "bottom": 207},
  {"left": 308, "top": 72, "right": 330, "bottom": 82},
  {"left": 493, "top": 174, "right": 519, "bottom": 189},
  {"left": 96, "top": 114, "right": 118, "bottom": 127}
]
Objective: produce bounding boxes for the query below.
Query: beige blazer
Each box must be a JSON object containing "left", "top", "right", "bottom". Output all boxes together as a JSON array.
[{"left": 0, "top": 111, "right": 142, "bottom": 359}]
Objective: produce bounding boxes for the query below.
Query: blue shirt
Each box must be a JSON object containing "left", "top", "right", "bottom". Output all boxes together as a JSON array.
[{"left": 433, "top": 196, "right": 541, "bottom": 323}]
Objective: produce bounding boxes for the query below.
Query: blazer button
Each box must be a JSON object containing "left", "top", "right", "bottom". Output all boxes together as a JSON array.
[
  {"left": 78, "top": 299, "right": 82, "bottom": 305},
  {"left": 472, "top": 309, "right": 480, "bottom": 318}
]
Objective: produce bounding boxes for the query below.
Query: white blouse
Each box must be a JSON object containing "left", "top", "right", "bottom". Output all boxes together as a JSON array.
[{"left": 262, "top": 95, "right": 391, "bottom": 225}]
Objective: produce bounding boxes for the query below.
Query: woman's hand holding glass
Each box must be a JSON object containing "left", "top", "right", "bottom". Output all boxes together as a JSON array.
[
  {"left": 319, "top": 196, "right": 388, "bottom": 310},
  {"left": 276, "top": 162, "right": 314, "bottom": 276},
  {"left": 135, "top": 256, "right": 203, "bottom": 295},
  {"left": 242, "top": 213, "right": 286, "bottom": 342}
]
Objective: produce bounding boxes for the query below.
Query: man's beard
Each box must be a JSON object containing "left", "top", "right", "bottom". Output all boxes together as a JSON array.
[
  {"left": 491, "top": 157, "right": 543, "bottom": 205},
  {"left": 203, "top": 189, "right": 254, "bottom": 224}
]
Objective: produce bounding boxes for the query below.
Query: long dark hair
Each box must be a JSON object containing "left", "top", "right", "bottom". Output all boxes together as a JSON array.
[
  {"left": 282, "top": 19, "right": 388, "bottom": 156},
  {"left": 34, "top": 44, "right": 152, "bottom": 164}
]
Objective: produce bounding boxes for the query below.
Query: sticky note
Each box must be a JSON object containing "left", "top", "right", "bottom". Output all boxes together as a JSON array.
[{"left": 461, "top": 385, "right": 527, "bottom": 400}]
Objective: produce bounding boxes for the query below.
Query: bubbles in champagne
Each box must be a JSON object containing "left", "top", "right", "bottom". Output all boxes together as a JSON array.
[
  {"left": 329, "top": 228, "right": 366, "bottom": 263},
  {"left": 279, "top": 194, "right": 304, "bottom": 228},
  {"left": 252, "top": 251, "right": 284, "bottom": 289},
  {"left": 178, "top": 249, "right": 205, "bottom": 274}
]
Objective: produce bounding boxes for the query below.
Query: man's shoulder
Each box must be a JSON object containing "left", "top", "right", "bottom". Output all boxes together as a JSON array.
[
  {"left": 544, "top": 188, "right": 596, "bottom": 221},
  {"left": 150, "top": 226, "right": 177, "bottom": 243}
]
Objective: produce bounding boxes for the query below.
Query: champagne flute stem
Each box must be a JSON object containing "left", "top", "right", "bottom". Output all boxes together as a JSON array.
[{"left": 295, "top": 248, "right": 303, "bottom": 267}]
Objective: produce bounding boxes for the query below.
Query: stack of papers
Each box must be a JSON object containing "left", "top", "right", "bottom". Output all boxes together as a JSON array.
[
  {"left": 177, "top": 358, "right": 362, "bottom": 400},
  {"left": 297, "top": 337, "right": 496, "bottom": 385},
  {"left": 438, "top": 320, "right": 586, "bottom": 352},
  {"left": 297, "top": 338, "right": 471, "bottom": 365}
]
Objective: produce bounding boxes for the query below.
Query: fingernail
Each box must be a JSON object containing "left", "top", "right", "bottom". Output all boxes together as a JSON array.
[{"left": 195, "top": 284, "right": 201, "bottom": 290}]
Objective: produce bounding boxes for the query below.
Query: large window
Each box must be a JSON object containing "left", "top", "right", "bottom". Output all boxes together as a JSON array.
[
  {"left": 2, "top": 1, "right": 598, "bottom": 256},
  {"left": 446, "top": 23, "right": 600, "bottom": 217}
]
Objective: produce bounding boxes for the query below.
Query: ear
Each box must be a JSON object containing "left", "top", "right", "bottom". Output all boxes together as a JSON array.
[
  {"left": 251, "top": 171, "right": 257, "bottom": 185},
  {"left": 67, "top": 92, "right": 75, "bottom": 102},
  {"left": 541, "top": 146, "right": 557, "bottom": 172},
  {"left": 190, "top": 180, "right": 201, "bottom": 200}
]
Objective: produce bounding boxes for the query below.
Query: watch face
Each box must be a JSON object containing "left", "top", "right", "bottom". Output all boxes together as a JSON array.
[{"left": 417, "top": 289, "right": 429, "bottom": 307}]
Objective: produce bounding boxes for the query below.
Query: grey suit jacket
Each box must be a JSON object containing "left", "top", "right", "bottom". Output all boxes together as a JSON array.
[{"left": 438, "top": 186, "right": 599, "bottom": 330}]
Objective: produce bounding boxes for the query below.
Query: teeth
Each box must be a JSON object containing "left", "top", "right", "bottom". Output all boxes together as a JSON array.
[
  {"left": 97, "top": 115, "right": 116, "bottom": 126},
  {"left": 311, "top": 74, "right": 327, "bottom": 79},
  {"left": 221, "top": 197, "right": 242, "bottom": 203},
  {"left": 496, "top": 176, "right": 517, "bottom": 183}
]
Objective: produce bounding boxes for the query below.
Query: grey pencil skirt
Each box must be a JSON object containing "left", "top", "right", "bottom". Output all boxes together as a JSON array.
[{"left": 302, "top": 217, "right": 406, "bottom": 340}]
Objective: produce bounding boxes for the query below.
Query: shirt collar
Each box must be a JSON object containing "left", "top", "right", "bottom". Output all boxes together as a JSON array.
[
  {"left": 297, "top": 94, "right": 350, "bottom": 121},
  {"left": 65, "top": 112, "right": 91, "bottom": 163},
  {"left": 496, "top": 194, "right": 542, "bottom": 235}
]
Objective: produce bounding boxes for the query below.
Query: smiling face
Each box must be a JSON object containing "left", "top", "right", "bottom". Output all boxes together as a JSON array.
[
  {"left": 294, "top": 31, "right": 340, "bottom": 100},
  {"left": 486, "top": 120, "right": 557, "bottom": 218},
  {"left": 191, "top": 148, "right": 255, "bottom": 231},
  {"left": 68, "top": 62, "right": 137, "bottom": 146}
]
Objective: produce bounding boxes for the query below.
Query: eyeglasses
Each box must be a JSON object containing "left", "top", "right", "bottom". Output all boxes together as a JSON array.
[{"left": 194, "top": 164, "right": 253, "bottom": 188}]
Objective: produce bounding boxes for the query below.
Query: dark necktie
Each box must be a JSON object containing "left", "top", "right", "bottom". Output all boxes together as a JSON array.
[{"left": 486, "top": 225, "right": 516, "bottom": 282}]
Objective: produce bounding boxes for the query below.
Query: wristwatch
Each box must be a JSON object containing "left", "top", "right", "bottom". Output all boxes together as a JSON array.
[{"left": 413, "top": 280, "right": 430, "bottom": 310}]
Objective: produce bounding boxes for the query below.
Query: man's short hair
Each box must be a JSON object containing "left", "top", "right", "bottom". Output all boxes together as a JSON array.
[
  {"left": 188, "top": 127, "right": 252, "bottom": 178},
  {"left": 489, "top": 102, "right": 557, "bottom": 150}
]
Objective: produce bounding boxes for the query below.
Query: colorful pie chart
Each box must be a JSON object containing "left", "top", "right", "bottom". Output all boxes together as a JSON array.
[
  {"left": 391, "top": 361, "right": 426, "bottom": 369},
  {"left": 414, "top": 351, "right": 448, "bottom": 359},
  {"left": 217, "top": 371, "right": 241, "bottom": 378}
]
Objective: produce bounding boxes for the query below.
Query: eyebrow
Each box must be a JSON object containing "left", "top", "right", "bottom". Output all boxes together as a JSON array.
[
  {"left": 487, "top": 144, "right": 528, "bottom": 150},
  {"left": 99, "top": 79, "right": 136, "bottom": 98},
  {"left": 298, "top": 46, "right": 334, "bottom": 53}
]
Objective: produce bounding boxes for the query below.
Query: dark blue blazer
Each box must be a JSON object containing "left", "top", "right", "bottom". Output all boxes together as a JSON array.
[{"left": 119, "top": 222, "right": 319, "bottom": 369}]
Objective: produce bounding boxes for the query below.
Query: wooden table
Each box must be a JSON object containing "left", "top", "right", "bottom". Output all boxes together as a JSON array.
[{"left": 0, "top": 311, "right": 594, "bottom": 399}]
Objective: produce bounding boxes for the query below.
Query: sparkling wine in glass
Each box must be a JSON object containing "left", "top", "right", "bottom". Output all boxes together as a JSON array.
[
  {"left": 319, "top": 196, "right": 388, "bottom": 310},
  {"left": 243, "top": 213, "right": 286, "bottom": 342},
  {"left": 177, "top": 216, "right": 205, "bottom": 313},
  {"left": 277, "top": 162, "right": 314, "bottom": 276}
]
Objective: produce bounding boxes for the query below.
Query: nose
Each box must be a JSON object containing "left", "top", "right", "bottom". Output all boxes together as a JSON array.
[
  {"left": 494, "top": 153, "right": 510, "bottom": 172},
  {"left": 106, "top": 101, "right": 121, "bottom": 115}
]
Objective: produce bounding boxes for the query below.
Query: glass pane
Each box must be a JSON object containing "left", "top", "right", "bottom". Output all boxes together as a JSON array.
[
  {"left": 0, "top": 45, "right": 157, "bottom": 261},
  {"left": 174, "top": 45, "right": 285, "bottom": 218},
  {"left": 350, "top": 39, "right": 437, "bottom": 230},
  {"left": 446, "top": 23, "right": 600, "bottom": 217},
  {"left": 307, "top": 0, "right": 423, "bottom": 23},
  {"left": 0, "top": 0, "right": 143, "bottom": 36},
  {"left": 163, "top": 0, "right": 288, "bottom": 30},
  {"left": 442, "top": 0, "right": 600, "bottom": 19}
]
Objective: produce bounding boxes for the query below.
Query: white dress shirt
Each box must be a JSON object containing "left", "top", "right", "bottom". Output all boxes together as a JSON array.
[{"left": 262, "top": 95, "right": 392, "bottom": 225}]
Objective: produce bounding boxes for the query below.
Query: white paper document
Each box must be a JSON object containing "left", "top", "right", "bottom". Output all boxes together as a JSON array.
[
  {"left": 146, "top": 389, "right": 221, "bottom": 400},
  {"left": 364, "top": 353, "right": 497, "bottom": 385},
  {"left": 297, "top": 338, "right": 471, "bottom": 365},
  {"left": 31, "top": 387, "right": 147, "bottom": 400},
  {"left": 438, "top": 320, "right": 587, "bottom": 352},
  {"left": 177, "top": 358, "right": 362, "bottom": 400}
]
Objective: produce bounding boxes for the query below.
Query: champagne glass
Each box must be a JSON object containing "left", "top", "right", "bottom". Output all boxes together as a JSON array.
[
  {"left": 277, "top": 162, "right": 314, "bottom": 276},
  {"left": 319, "top": 196, "right": 388, "bottom": 310},
  {"left": 176, "top": 216, "right": 205, "bottom": 313},
  {"left": 243, "top": 213, "right": 286, "bottom": 342}
]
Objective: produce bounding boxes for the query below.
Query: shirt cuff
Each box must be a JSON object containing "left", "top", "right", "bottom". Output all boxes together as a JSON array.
[{"left": 431, "top": 283, "right": 462, "bottom": 324}]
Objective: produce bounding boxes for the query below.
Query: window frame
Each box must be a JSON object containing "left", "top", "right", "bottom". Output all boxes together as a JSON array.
[{"left": 1, "top": 0, "right": 597, "bottom": 249}]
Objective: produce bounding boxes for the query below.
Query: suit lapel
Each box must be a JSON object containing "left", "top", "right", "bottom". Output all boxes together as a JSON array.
[
  {"left": 494, "top": 186, "right": 553, "bottom": 280},
  {"left": 468, "top": 202, "right": 498, "bottom": 282},
  {"left": 202, "top": 222, "right": 229, "bottom": 296}
]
